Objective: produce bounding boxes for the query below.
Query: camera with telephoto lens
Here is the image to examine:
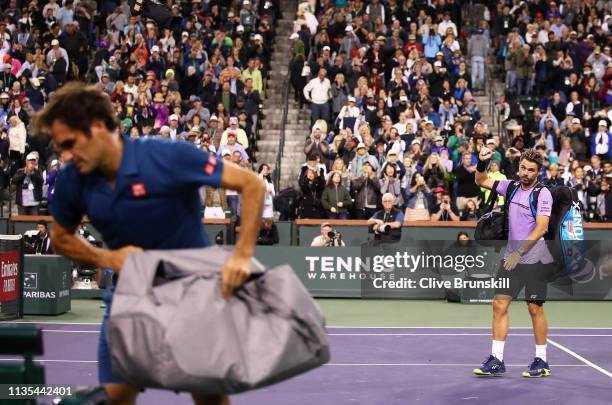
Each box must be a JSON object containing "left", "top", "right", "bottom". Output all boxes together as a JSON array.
[{"left": 326, "top": 228, "right": 342, "bottom": 246}]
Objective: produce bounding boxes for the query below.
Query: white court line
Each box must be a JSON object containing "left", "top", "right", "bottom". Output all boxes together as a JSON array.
[
  {"left": 0, "top": 358, "right": 97, "bottom": 363},
  {"left": 329, "top": 333, "right": 612, "bottom": 337},
  {"left": 0, "top": 358, "right": 588, "bottom": 367},
  {"left": 331, "top": 326, "right": 612, "bottom": 329},
  {"left": 325, "top": 363, "right": 588, "bottom": 367},
  {"left": 548, "top": 338, "right": 612, "bottom": 379},
  {"left": 12, "top": 327, "right": 612, "bottom": 336},
  {"left": 4, "top": 322, "right": 612, "bottom": 330},
  {"left": 3, "top": 321, "right": 100, "bottom": 325}
]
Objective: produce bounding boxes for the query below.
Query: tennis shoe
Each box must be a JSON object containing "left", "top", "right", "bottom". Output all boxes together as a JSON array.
[
  {"left": 473, "top": 355, "right": 506, "bottom": 376},
  {"left": 522, "top": 357, "right": 551, "bottom": 378}
]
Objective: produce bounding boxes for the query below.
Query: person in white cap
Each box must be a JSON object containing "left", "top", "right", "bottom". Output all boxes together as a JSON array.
[
  {"left": 239, "top": 0, "right": 256, "bottom": 31},
  {"left": 220, "top": 116, "right": 248, "bottom": 148},
  {"left": 45, "top": 38, "right": 69, "bottom": 73},
  {"left": 339, "top": 25, "right": 361, "bottom": 56},
  {"left": 12, "top": 151, "right": 44, "bottom": 215},
  {"left": 337, "top": 94, "right": 360, "bottom": 130},
  {"left": 592, "top": 120, "right": 612, "bottom": 161}
]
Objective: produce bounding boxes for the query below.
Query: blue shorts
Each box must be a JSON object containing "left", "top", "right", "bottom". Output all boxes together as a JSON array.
[{"left": 98, "top": 286, "right": 125, "bottom": 384}]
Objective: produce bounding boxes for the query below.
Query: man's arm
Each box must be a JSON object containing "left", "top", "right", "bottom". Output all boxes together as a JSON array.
[
  {"left": 219, "top": 162, "right": 265, "bottom": 298},
  {"left": 475, "top": 146, "right": 495, "bottom": 190},
  {"left": 51, "top": 221, "right": 141, "bottom": 271},
  {"left": 504, "top": 215, "right": 549, "bottom": 270}
]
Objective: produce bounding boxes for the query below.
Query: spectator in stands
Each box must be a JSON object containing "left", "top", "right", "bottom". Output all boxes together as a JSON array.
[
  {"left": 404, "top": 172, "right": 432, "bottom": 221},
  {"left": 321, "top": 171, "right": 352, "bottom": 220},
  {"left": 311, "top": 222, "right": 345, "bottom": 247},
  {"left": 430, "top": 190, "right": 460, "bottom": 222},
  {"left": 368, "top": 193, "right": 404, "bottom": 242},
  {"left": 256, "top": 218, "right": 280, "bottom": 246},
  {"left": 423, "top": 152, "right": 446, "bottom": 189},
  {"left": 12, "top": 152, "right": 43, "bottom": 215},
  {"left": 303, "top": 67, "right": 332, "bottom": 127},
  {"left": 380, "top": 163, "right": 403, "bottom": 208},
  {"left": 592, "top": 120, "right": 612, "bottom": 161},
  {"left": 351, "top": 161, "right": 380, "bottom": 220},
  {"left": 258, "top": 164, "right": 275, "bottom": 219},
  {"left": 299, "top": 166, "right": 325, "bottom": 219},
  {"left": 460, "top": 197, "right": 481, "bottom": 222},
  {"left": 455, "top": 152, "right": 482, "bottom": 211}
]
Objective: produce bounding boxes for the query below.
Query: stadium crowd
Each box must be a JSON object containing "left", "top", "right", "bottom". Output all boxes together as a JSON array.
[
  {"left": 288, "top": 0, "right": 612, "bottom": 223},
  {"left": 0, "top": 0, "right": 275, "bottom": 217}
]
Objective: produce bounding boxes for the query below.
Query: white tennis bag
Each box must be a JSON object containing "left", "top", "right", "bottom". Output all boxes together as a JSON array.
[{"left": 107, "top": 246, "right": 330, "bottom": 394}]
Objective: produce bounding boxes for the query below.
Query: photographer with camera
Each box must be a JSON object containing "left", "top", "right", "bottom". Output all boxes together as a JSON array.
[
  {"left": 367, "top": 193, "right": 404, "bottom": 242},
  {"left": 12, "top": 152, "right": 44, "bottom": 215},
  {"left": 311, "top": 222, "right": 345, "bottom": 247}
]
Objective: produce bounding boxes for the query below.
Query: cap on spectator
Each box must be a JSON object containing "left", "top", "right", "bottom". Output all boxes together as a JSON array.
[
  {"left": 26, "top": 152, "right": 37, "bottom": 161},
  {"left": 51, "top": 159, "right": 59, "bottom": 167},
  {"left": 210, "top": 115, "right": 219, "bottom": 121},
  {"left": 323, "top": 45, "right": 330, "bottom": 51},
  {"left": 434, "top": 61, "right": 442, "bottom": 67},
  {"left": 599, "top": 120, "right": 608, "bottom": 127},
  {"left": 348, "top": 96, "right": 356, "bottom": 102},
  {"left": 357, "top": 142, "right": 367, "bottom": 150},
  {"left": 254, "top": 34, "right": 263, "bottom": 41},
  {"left": 169, "top": 114, "right": 179, "bottom": 121},
  {"left": 290, "top": 33, "right": 299, "bottom": 39},
  {"left": 182, "top": 31, "right": 189, "bottom": 37},
  {"left": 51, "top": 39, "right": 59, "bottom": 46},
  {"left": 411, "top": 139, "right": 421, "bottom": 145},
  {"left": 0, "top": 93, "right": 9, "bottom": 99},
  {"left": 571, "top": 118, "right": 581, "bottom": 125},
  {"left": 151, "top": 45, "right": 160, "bottom": 53},
  {"left": 433, "top": 135, "right": 443, "bottom": 142},
  {"left": 436, "top": 51, "right": 443, "bottom": 56},
  {"left": 264, "top": 1, "right": 273, "bottom": 8},
  {"left": 545, "top": 116, "right": 554, "bottom": 122},
  {"left": 30, "top": 78, "right": 40, "bottom": 87},
  {"left": 237, "top": 25, "right": 245, "bottom": 32},
  {"left": 387, "top": 150, "right": 398, "bottom": 156},
  {"left": 154, "top": 93, "right": 164, "bottom": 102},
  {"left": 400, "top": 95, "right": 408, "bottom": 102},
  {"left": 229, "top": 117, "right": 239, "bottom": 125},
  {"left": 424, "top": 119, "right": 433, "bottom": 125},
  {"left": 587, "top": 34, "right": 595, "bottom": 39},
  {"left": 345, "top": 25, "right": 353, "bottom": 32},
  {"left": 457, "top": 141, "right": 468, "bottom": 148},
  {"left": 222, "top": 150, "right": 232, "bottom": 156},
  {"left": 486, "top": 138, "right": 496, "bottom": 145},
  {"left": 408, "top": 34, "right": 416, "bottom": 40},
  {"left": 190, "top": 126, "right": 201, "bottom": 134},
  {"left": 227, "top": 131, "right": 237, "bottom": 137},
  {"left": 121, "top": 118, "right": 133, "bottom": 127},
  {"left": 433, "top": 186, "right": 445, "bottom": 193},
  {"left": 193, "top": 96, "right": 201, "bottom": 102},
  {"left": 376, "top": 35, "right": 386, "bottom": 41},
  {"left": 243, "top": 0, "right": 250, "bottom": 4}
]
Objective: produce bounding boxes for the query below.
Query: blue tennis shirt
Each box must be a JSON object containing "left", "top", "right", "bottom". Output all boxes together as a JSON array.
[{"left": 51, "top": 137, "right": 224, "bottom": 249}]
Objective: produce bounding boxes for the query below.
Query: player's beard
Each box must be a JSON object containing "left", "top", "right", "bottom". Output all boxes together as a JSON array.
[{"left": 520, "top": 175, "right": 537, "bottom": 188}]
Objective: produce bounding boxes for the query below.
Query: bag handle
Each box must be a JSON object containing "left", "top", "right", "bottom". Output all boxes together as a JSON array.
[{"left": 483, "top": 180, "right": 500, "bottom": 215}]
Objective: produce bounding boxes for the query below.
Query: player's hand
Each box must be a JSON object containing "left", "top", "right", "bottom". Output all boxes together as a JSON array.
[
  {"left": 503, "top": 251, "right": 521, "bottom": 271},
  {"left": 221, "top": 255, "right": 251, "bottom": 300},
  {"left": 107, "top": 245, "right": 143, "bottom": 272},
  {"left": 479, "top": 146, "right": 493, "bottom": 161}
]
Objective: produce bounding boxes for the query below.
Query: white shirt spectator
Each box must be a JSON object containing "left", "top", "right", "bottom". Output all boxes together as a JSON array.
[
  {"left": 303, "top": 77, "right": 332, "bottom": 105},
  {"left": 438, "top": 19, "right": 458, "bottom": 37}
]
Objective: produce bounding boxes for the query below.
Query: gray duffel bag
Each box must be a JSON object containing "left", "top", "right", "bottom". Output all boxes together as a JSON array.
[{"left": 107, "top": 246, "right": 330, "bottom": 394}]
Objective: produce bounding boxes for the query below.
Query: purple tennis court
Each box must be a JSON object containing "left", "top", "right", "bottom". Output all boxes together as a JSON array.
[{"left": 2, "top": 322, "right": 611, "bottom": 404}]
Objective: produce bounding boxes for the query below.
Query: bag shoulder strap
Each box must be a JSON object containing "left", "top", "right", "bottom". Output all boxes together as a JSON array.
[
  {"left": 505, "top": 180, "right": 520, "bottom": 211},
  {"left": 530, "top": 183, "right": 545, "bottom": 219},
  {"left": 483, "top": 180, "right": 500, "bottom": 215}
]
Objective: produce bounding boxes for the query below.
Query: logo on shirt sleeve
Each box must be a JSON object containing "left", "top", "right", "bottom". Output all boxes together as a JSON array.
[
  {"left": 131, "top": 182, "right": 147, "bottom": 198},
  {"left": 204, "top": 154, "right": 217, "bottom": 176}
]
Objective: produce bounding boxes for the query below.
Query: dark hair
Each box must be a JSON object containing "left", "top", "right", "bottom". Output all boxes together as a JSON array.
[
  {"left": 35, "top": 82, "right": 119, "bottom": 138},
  {"left": 520, "top": 148, "right": 544, "bottom": 168},
  {"left": 258, "top": 163, "right": 271, "bottom": 181},
  {"left": 37, "top": 220, "right": 48, "bottom": 228},
  {"left": 457, "top": 231, "right": 469, "bottom": 240}
]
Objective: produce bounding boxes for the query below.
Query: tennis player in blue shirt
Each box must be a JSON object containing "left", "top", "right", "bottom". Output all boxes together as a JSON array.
[{"left": 37, "top": 83, "right": 265, "bottom": 405}]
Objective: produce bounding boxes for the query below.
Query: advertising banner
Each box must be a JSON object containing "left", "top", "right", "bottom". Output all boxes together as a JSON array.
[{"left": 0, "top": 235, "right": 23, "bottom": 321}]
